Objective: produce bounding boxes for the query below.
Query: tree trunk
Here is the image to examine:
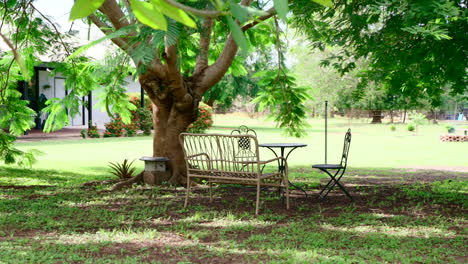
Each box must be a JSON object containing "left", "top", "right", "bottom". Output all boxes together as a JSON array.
[
  {"left": 402, "top": 108, "right": 407, "bottom": 123},
  {"left": 139, "top": 75, "right": 199, "bottom": 186},
  {"left": 370, "top": 110, "right": 383, "bottom": 124},
  {"left": 389, "top": 110, "right": 394, "bottom": 123},
  {"left": 430, "top": 109, "right": 438, "bottom": 124},
  {"left": 150, "top": 99, "right": 196, "bottom": 185}
]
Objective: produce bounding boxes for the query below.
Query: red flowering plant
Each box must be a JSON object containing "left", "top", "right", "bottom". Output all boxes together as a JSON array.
[
  {"left": 187, "top": 103, "right": 214, "bottom": 133},
  {"left": 87, "top": 124, "right": 100, "bottom": 138},
  {"left": 103, "top": 116, "right": 124, "bottom": 137}
]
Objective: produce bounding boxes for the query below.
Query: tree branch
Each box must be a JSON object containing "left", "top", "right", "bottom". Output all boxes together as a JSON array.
[
  {"left": 163, "top": 44, "right": 191, "bottom": 105},
  {"left": 242, "top": 8, "right": 276, "bottom": 32},
  {"left": 164, "top": 0, "right": 223, "bottom": 18},
  {"left": 193, "top": 17, "right": 213, "bottom": 76},
  {"left": 197, "top": 5, "right": 275, "bottom": 93},
  {"left": 88, "top": 14, "right": 129, "bottom": 50},
  {"left": 197, "top": 35, "right": 237, "bottom": 92},
  {"left": 99, "top": 0, "right": 130, "bottom": 30},
  {"left": 30, "top": 4, "right": 73, "bottom": 57}
]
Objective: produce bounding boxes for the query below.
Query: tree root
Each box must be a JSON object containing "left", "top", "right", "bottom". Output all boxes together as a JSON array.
[{"left": 111, "top": 171, "right": 144, "bottom": 191}]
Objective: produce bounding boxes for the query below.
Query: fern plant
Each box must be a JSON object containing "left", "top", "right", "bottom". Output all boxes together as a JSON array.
[{"left": 108, "top": 159, "right": 136, "bottom": 180}]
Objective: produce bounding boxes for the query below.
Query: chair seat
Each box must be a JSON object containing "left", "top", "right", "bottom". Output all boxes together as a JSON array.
[{"left": 312, "top": 164, "right": 343, "bottom": 169}]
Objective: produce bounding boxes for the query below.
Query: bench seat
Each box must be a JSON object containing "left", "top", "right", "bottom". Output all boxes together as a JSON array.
[{"left": 180, "top": 133, "right": 290, "bottom": 215}]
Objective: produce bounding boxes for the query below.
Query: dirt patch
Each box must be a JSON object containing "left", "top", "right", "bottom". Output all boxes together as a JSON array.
[
  {"left": 399, "top": 165, "right": 468, "bottom": 173},
  {"left": 1, "top": 168, "right": 466, "bottom": 263},
  {"left": 17, "top": 128, "right": 92, "bottom": 142}
]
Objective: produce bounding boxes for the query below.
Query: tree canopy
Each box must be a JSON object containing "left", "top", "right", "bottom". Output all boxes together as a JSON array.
[
  {"left": 0, "top": 0, "right": 466, "bottom": 184},
  {"left": 290, "top": 0, "right": 467, "bottom": 105}
]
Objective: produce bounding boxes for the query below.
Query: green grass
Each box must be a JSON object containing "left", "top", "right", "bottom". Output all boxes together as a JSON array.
[
  {"left": 0, "top": 166, "right": 466, "bottom": 263},
  {"left": 11, "top": 115, "right": 468, "bottom": 179},
  {"left": 0, "top": 114, "right": 466, "bottom": 263}
]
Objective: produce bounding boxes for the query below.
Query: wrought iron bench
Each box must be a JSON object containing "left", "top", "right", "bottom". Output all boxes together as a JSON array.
[{"left": 179, "top": 133, "right": 290, "bottom": 215}]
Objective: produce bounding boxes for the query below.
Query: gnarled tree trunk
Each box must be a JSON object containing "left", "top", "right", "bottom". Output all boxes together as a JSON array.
[
  {"left": 90, "top": 0, "right": 276, "bottom": 185},
  {"left": 139, "top": 71, "right": 200, "bottom": 185}
]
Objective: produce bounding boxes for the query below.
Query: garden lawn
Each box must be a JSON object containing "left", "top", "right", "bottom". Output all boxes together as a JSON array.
[
  {"left": 0, "top": 114, "right": 466, "bottom": 263},
  {"left": 12, "top": 114, "right": 468, "bottom": 179},
  {"left": 0, "top": 166, "right": 466, "bottom": 263}
]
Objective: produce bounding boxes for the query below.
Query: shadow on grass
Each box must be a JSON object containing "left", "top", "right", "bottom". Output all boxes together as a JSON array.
[
  {"left": 0, "top": 166, "right": 111, "bottom": 186},
  {"left": 0, "top": 194, "right": 465, "bottom": 264},
  {"left": 0, "top": 166, "right": 466, "bottom": 263}
]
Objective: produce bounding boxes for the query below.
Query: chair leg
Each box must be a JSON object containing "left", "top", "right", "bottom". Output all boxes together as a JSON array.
[
  {"left": 319, "top": 169, "right": 352, "bottom": 200},
  {"left": 318, "top": 169, "right": 340, "bottom": 200},
  {"left": 255, "top": 180, "right": 260, "bottom": 216},
  {"left": 333, "top": 176, "right": 353, "bottom": 200},
  {"left": 327, "top": 170, "right": 352, "bottom": 200},
  {"left": 209, "top": 181, "right": 213, "bottom": 203},
  {"left": 184, "top": 176, "right": 190, "bottom": 208},
  {"left": 285, "top": 181, "right": 290, "bottom": 210}
]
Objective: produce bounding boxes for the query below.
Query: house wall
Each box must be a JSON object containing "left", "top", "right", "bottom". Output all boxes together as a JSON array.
[{"left": 37, "top": 71, "right": 142, "bottom": 128}]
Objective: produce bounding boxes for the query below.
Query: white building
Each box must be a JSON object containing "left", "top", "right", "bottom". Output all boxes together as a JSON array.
[{"left": 18, "top": 63, "right": 145, "bottom": 130}]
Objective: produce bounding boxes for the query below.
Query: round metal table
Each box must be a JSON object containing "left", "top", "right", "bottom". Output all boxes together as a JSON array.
[{"left": 259, "top": 143, "right": 308, "bottom": 197}]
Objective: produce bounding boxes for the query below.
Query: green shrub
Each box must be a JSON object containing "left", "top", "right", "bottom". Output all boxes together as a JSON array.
[
  {"left": 80, "top": 129, "right": 86, "bottom": 139},
  {"left": 124, "top": 121, "right": 138, "bottom": 137},
  {"left": 129, "top": 95, "right": 153, "bottom": 136},
  {"left": 138, "top": 108, "right": 153, "bottom": 135},
  {"left": 390, "top": 125, "right": 396, "bottom": 131},
  {"left": 446, "top": 125, "right": 455, "bottom": 133},
  {"left": 407, "top": 124, "right": 415, "bottom": 132},
  {"left": 108, "top": 159, "right": 136, "bottom": 180},
  {"left": 87, "top": 125, "right": 100, "bottom": 138},
  {"left": 408, "top": 112, "right": 427, "bottom": 133},
  {"left": 187, "top": 103, "right": 214, "bottom": 133}
]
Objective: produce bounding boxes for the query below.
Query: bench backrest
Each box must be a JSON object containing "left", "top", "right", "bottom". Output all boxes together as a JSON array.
[{"left": 179, "top": 133, "right": 261, "bottom": 174}]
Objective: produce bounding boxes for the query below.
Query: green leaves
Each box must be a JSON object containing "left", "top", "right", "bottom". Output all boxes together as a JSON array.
[
  {"left": 253, "top": 70, "right": 311, "bottom": 138},
  {"left": 312, "top": 0, "right": 333, "bottom": 8},
  {"left": 275, "top": 0, "right": 333, "bottom": 22},
  {"left": 227, "top": 16, "right": 248, "bottom": 53},
  {"left": 129, "top": 0, "right": 196, "bottom": 31},
  {"left": 274, "top": 0, "right": 289, "bottom": 21},
  {"left": 230, "top": 2, "right": 249, "bottom": 23},
  {"left": 69, "top": 0, "right": 105, "bottom": 21},
  {"left": 0, "top": 130, "right": 41, "bottom": 167},
  {"left": 69, "top": 0, "right": 197, "bottom": 30},
  {"left": 150, "top": 0, "right": 196, "bottom": 28},
  {"left": 130, "top": 0, "right": 167, "bottom": 30}
]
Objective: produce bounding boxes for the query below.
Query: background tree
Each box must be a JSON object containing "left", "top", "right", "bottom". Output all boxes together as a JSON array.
[
  {"left": 0, "top": 0, "right": 74, "bottom": 166},
  {"left": 290, "top": 0, "right": 467, "bottom": 108}
]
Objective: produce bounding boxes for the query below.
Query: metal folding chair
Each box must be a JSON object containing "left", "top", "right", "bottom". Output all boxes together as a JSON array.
[{"left": 312, "top": 129, "right": 352, "bottom": 200}]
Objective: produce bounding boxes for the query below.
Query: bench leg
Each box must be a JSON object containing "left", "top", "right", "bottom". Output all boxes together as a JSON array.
[
  {"left": 209, "top": 181, "right": 213, "bottom": 203},
  {"left": 184, "top": 176, "right": 190, "bottom": 208},
  {"left": 255, "top": 180, "right": 260, "bottom": 216}
]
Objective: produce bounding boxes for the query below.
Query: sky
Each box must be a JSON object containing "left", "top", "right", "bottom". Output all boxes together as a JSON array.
[{"left": 33, "top": 0, "right": 111, "bottom": 60}]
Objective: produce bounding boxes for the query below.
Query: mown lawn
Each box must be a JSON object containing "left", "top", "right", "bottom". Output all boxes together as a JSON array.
[
  {"left": 13, "top": 115, "right": 468, "bottom": 176},
  {"left": 0, "top": 115, "right": 466, "bottom": 263},
  {"left": 0, "top": 165, "right": 467, "bottom": 263}
]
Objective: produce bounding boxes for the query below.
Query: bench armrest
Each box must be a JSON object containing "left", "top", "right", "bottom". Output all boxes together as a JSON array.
[
  {"left": 259, "top": 157, "right": 287, "bottom": 165},
  {"left": 187, "top": 153, "right": 210, "bottom": 160}
]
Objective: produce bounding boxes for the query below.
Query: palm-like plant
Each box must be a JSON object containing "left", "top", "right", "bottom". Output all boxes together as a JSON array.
[{"left": 108, "top": 159, "right": 136, "bottom": 180}]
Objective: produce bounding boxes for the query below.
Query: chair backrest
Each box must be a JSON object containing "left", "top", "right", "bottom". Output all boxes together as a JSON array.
[
  {"left": 231, "top": 125, "right": 257, "bottom": 137},
  {"left": 340, "top": 129, "right": 352, "bottom": 167},
  {"left": 179, "top": 133, "right": 261, "bottom": 173},
  {"left": 230, "top": 125, "right": 257, "bottom": 154}
]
